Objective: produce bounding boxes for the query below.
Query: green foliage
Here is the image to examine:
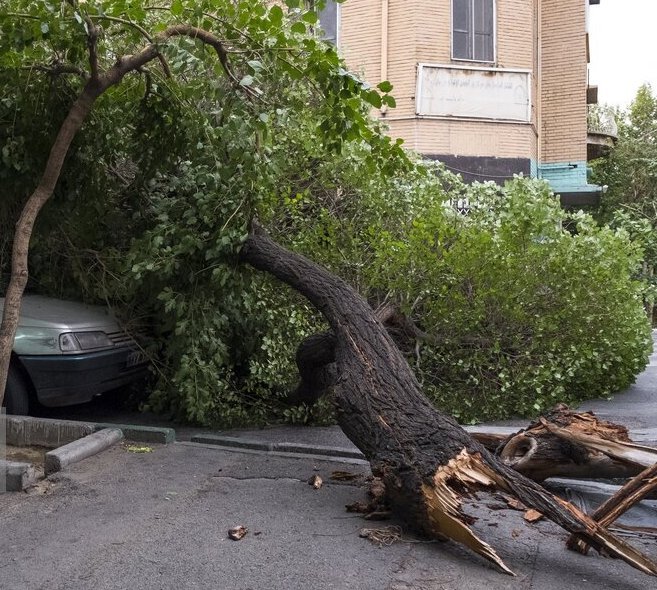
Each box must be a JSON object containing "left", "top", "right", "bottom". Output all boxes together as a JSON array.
[
  {"left": 590, "top": 85, "right": 657, "bottom": 323},
  {"left": 0, "top": 0, "right": 407, "bottom": 426},
  {"left": 366, "top": 178, "right": 651, "bottom": 422},
  {"left": 0, "top": 1, "right": 651, "bottom": 426}
]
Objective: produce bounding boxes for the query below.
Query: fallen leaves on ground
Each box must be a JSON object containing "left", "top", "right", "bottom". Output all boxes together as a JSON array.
[{"left": 125, "top": 445, "right": 153, "bottom": 453}]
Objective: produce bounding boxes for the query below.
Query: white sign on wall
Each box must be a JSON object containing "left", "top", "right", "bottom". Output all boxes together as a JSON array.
[{"left": 416, "top": 64, "right": 531, "bottom": 122}]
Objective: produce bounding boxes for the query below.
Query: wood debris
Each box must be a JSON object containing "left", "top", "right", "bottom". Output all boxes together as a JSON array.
[
  {"left": 228, "top": 525, "right": 248, "bottom": 541},
  {"left": 359, "top": 525, "right": 403, "bottom": 547},
  {"left": 493, "top": 405, "right": 657, "bottom": 482},
  {"left": 524, "top": 509, "right": 543, "bottom": 523},
  {"left": 568, "top": 462, "right": 657, "bottom": 554},
  {"left": 308, "top": 474, "right": 323, "bottom": 489}
]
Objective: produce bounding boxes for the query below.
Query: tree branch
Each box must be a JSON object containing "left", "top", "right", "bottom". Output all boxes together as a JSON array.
[
  {"left": 85, "top": 16, "right": 100, "bottom": 81},
  {"left": 89, "top": 14, "right": 172, "bottom": 78},
  {"left": 20, "top": 63, "right": 88, "bottom": 80}
]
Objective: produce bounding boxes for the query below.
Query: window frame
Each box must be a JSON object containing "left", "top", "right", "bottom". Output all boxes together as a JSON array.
[
  {"left": 316, "top": 0, "right": 340, "bottom": 46},
  {"left": 451, "top": 0, "right": 496, "bottom": 64}
]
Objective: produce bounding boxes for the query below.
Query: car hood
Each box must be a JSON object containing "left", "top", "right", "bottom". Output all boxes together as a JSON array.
[{"left": 0, "top": 295, "right": 120, "bottom": 331}]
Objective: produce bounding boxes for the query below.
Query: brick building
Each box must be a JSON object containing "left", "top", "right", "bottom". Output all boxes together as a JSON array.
[{"left": 320, "top": 0, "right": 611, "bottom": 206}]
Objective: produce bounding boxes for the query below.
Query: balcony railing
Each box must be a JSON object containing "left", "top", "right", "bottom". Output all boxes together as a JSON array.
[{"left": 587, "top": 105, "right": 618, "bottom": 138}]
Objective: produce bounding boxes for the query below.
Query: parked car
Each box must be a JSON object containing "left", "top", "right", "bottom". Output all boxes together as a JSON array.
[{"left": 1, "top": 295, "right": 149, "bottom": 415}]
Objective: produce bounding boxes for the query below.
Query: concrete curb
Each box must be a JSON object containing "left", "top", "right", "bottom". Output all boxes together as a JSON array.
[
  {"left": 4, "top": 415, "right": 95, "bottom": 447},
  {"left": 190, "top": 425, "right": 657, "bottom": 462},
  {"left": 1, "top": 415, "right": 175, "bottom": 446},
  {"left": 191, "top": 434, "right": 366, "bottom": 460},
  {"left": 44, "top": 428, "right": 124, "bottom": 476},
  {"left": 179, "top": 441, "right": 370, "bottom": 466},
  {"left": 1, "top": 459, "right": 40, "bottom": 492},
  {"left": 94, "top": 423, "right": 175, "bottom": 444}
]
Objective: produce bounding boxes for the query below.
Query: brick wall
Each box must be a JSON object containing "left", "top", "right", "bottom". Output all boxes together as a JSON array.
[
  {"left": 540, "top": 0, "right": 588, "bottom": 163},
  {"left": 385, "top": 117, "right": 536, "bottom": 158},
  {"left": 339, "top": 1, "right": 587, "bottom": 168}
]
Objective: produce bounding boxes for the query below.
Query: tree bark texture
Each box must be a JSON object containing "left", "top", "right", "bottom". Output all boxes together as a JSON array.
[
  {"left": 567, "top": 462, "right": 657, "bottom": 554},
  {"left": 496, "top": 406, "right": 657, "bottom": 482},
  {"left": 240, "top": 222, "right": 657, "bottom": 576}
]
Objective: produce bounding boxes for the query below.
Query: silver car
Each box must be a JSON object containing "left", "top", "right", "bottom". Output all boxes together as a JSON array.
[{"left": 2, "top": 295, "right": 149, "bottom": 415}]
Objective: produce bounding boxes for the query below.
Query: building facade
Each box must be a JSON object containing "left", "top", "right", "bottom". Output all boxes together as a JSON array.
[{"left": 321, "top": 0, "right": 608, "bottom": 206}]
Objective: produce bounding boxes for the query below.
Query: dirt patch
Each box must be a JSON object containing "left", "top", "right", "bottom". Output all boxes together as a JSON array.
[{"left": 3, "top": 445, "right": 48, "bottom": 467}]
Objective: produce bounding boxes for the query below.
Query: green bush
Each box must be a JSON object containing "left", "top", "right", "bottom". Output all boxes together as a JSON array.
[{"left": 359, "top": 176, "right": 652, "bottom": 422}]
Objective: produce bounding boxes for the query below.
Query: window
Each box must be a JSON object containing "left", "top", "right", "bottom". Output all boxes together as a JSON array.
[
  {"left": 317, "top": 1, "right": 338, "bottom": 45},
  {"left": 452, "top": 0, "right": 495, "bottom": 62}
]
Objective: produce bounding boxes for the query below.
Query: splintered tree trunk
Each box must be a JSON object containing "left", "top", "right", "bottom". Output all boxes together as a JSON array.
[
  {"left": 240, "top": 222, "right": 657, "bottom": 577},
  {"left": 496, "top": 405, "right": 657, "bottom": 482}
]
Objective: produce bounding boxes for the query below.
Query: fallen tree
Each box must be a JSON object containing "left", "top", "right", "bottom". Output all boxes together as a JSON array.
[
  {"left": 3, "top": 2, "right": 656, "bottom": 578},
  {"left": 240, "top": 221, "right": 657, "bottom": 576}
]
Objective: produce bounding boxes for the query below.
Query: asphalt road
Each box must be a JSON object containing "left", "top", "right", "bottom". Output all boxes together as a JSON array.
[
  {"left": 2, "top": 334, "right": 655, "bottom": 589},
  {"left": 1, "top": 440, "right": 655, "bottom": 590}
]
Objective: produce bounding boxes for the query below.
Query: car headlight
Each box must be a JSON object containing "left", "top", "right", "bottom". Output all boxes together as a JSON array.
[{"left": 59, "top": 331, "right": 113, "bottom": 352}]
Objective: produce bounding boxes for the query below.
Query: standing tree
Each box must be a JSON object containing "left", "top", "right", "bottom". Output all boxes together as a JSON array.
[{"left": 592, "top": 85, "right": 657, "bottom": 321}]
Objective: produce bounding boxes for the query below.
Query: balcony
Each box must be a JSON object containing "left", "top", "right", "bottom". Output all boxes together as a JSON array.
[{"left": 587, "top": 105, "right": 618, "bottom": 160}]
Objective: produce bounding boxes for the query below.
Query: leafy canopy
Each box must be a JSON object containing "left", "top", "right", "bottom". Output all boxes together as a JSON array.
[{"left": 0, "top": 1, "right": 651, "bottom": 425}]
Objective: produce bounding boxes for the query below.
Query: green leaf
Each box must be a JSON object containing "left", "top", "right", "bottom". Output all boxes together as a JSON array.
[
  {"left": 302, "top": 11, "right": 318, "bottom": 24},
  {"left": 40, "top": 22, "right": 49, "bottom": 35},
  {"left": 362, "top": 89, "right": 382, "bottom": 109},
  {"left": 171, "top": 0, "right": 184, "bottom": 17},
  {"left": 290, "top": 22, "right": 306, "bottom": 34},
  {"left": 377, "top": 80, "right": 393, "bottom": 93},
  {"left": 269, "top": 5, "right": 284, "bottom": 26},
  {"left": 239, "top": 75, "right": 254, "bottom": 87},
  {"left": 382, "top": 94, "right": 396, "bottom": 108}
]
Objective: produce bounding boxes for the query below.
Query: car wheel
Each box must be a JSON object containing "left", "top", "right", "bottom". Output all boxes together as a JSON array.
[{"left": 3, "top": 364, "right": 30, "bottom": 415}]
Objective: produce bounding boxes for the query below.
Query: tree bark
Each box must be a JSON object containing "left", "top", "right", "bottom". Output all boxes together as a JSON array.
[
  {"left": 495, "top": 406, "right": 657, "bottom": 481},
  {"left": 240, "top": 222, "right": 657, "bottom": 577},
  {"left": 567, "top": 462, "right": 657, "bottom": 554}
]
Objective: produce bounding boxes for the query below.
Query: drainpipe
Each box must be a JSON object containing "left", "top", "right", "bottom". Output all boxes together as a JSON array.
[
  {"left": 380, "top": 0, "right": 389, "bottom": 116},
  {"left": 536, "top": 0, "right": 542, "bottom": 174}
]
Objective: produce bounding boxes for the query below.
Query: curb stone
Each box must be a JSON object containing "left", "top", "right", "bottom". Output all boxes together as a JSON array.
[
  {"left": 94, "top": 423, "right": 175, "bottom": 444},
  {"left": 190, "top": 426, "right": 657, "bottom": 462},
  {"left": 190, "top": 434, "right": 366, "bottom": 460},
  {"left": 0, "top": 459, "right": 39, "bottom": 492},
  {"left": 44, "top": 428, "right": 124, "bottom": 476}
]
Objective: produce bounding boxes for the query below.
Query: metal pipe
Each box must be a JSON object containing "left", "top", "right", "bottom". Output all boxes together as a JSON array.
[{"left": 380, "top": 0, "right": 389, "bottom": 115}]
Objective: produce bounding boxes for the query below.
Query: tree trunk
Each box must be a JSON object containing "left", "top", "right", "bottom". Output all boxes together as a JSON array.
[
  {"left": 240, "top": 222, "right": 657, "bottom": 577},
  {"left": 0, "top": 24, "right": 242, "bottom": 410},
  {"left": 495, "top": 406, "right": 657, "bottom": 481}
]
